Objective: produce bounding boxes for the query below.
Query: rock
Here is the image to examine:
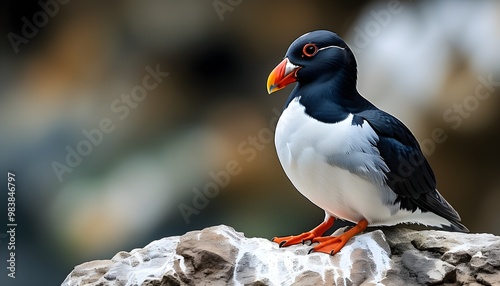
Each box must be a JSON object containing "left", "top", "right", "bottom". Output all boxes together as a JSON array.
[
  {"left": 401, "top": 250, "right": 455, "bottom": 284},
  {"left": 61, "top": 225, "right": 500, "bottom": 286}
]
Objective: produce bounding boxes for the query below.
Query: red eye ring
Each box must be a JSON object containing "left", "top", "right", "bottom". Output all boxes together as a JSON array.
[{"left": 302, "top": 43, "right": 318, "bottom": 57}]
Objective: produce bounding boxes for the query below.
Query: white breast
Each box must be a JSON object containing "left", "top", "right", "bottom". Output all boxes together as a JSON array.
[{"left": 275, "top": 98, "right": 396, "bottom": 224}]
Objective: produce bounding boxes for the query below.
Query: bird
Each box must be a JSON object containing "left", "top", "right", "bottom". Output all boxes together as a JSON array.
[{"left": 266, "top": 30, "right": 468, "bottom": 255}]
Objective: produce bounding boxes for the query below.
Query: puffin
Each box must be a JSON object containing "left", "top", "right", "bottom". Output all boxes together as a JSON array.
[{"left": 266, "top": 30, "right": 468, "bottom": 255}]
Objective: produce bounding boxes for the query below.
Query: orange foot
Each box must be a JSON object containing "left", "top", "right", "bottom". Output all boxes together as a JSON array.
[
  {"left": 309, "top": 219, "right": 368, "bottom": 255},
  {"left": 272, "top": 216, "right": 335, "bottom": 247}
]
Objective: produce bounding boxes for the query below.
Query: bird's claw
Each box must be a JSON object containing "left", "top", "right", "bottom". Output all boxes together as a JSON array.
[
  {"left": 307, "top": 246, "right": 335, "bottom": 256},
  {"left": 301, "top": 239, "right": 313, "bottom": 245}
]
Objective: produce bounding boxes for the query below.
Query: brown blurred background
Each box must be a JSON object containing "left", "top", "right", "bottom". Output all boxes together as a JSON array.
[{"left": 0, "top": 0, "right": 499, "bottom": 285}]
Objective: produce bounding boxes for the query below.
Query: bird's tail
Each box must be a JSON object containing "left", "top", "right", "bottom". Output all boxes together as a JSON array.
[{"left": 422, "top": 190, "right": 469, "bottom": 232}]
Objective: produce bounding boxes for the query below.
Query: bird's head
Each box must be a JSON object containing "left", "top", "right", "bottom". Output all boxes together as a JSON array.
[{"left": 267, "top": 30, "right": 357, "bottom": 94}]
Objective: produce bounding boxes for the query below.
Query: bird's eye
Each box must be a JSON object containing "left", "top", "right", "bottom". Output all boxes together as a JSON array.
[{"left": 302, "top": 44, "right": 318, "bottom": 57}]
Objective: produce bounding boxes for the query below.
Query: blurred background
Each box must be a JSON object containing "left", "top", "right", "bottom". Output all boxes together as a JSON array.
[{"left": 0, "top": 0, "right": 499, "bottom": 285}]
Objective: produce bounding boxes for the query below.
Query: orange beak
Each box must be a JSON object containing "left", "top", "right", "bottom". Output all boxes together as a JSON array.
[{"left": 267, "top": 58, "right": 300, "bottom": 94}]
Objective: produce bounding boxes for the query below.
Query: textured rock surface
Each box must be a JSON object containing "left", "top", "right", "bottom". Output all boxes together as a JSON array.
[{"left": 62, "top": 225, "right": 500, "bottom": 286}]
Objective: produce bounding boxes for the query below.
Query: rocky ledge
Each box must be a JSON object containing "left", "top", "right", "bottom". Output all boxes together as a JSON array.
[{"left": 62, "top": 225, "right": 500, "bottom": 286}]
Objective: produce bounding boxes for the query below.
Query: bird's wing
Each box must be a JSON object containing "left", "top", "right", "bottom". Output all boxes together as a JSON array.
[
  {"left": 354, "top": 109, "right": 436, "bottom": 198},
  {"left": 355, "top": 109, "right": 466, "bottom": 230}
]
